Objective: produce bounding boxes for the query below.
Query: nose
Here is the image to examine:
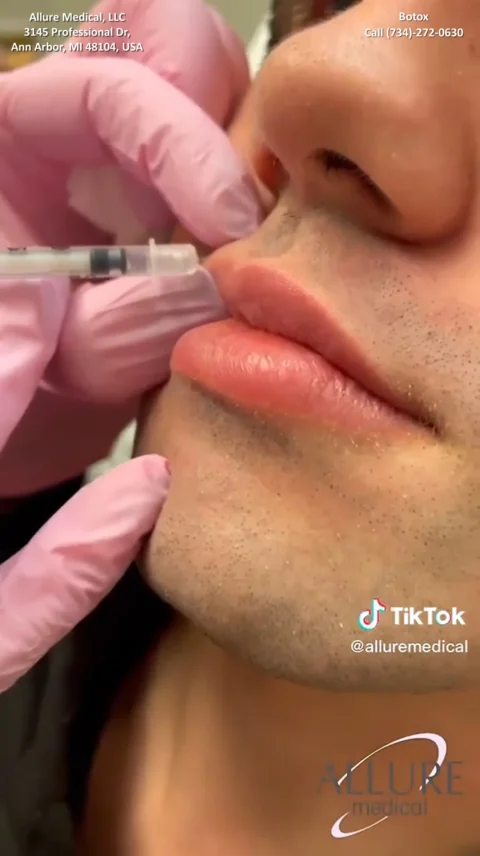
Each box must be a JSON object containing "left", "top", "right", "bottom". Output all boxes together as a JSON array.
[{"left": 253, "top": 3, "right": 474, "bottom": 242}]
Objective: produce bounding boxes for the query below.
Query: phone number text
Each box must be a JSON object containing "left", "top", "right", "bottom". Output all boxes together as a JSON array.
[{"left": 365, "top": 27, "right": 464, "bottom": 39}]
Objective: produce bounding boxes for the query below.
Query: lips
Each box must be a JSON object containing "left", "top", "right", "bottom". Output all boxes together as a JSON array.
[{"left": 171, "top": 261, "right": 430, "bottom": 435}]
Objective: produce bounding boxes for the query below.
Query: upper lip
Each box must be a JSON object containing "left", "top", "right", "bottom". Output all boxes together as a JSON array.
[{"left": 208, "top": 260, "right": 433, "bottom": 430}]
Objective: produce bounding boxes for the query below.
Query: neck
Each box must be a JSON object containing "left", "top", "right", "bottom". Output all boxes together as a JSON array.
[{"left": 82, "top": 618, "right": 480, "bottom": 856}]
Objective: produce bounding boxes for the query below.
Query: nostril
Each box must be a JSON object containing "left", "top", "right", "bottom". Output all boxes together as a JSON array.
[
  {"left": 253, "top": 147, "right": 287, "bottom": 198},
  {"left": 315, "top": 148, "right": 392, "bottom": 209}
]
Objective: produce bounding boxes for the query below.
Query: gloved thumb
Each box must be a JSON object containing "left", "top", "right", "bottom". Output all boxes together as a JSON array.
[{"left": 0, "top": 455, "right": 169, "bottom": 693}]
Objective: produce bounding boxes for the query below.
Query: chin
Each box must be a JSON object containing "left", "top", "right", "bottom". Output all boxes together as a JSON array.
[{"left": 134, "top": 375, "right": 476, "bottom": 694}]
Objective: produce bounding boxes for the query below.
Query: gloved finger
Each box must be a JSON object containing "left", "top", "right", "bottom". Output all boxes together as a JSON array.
[
  {"left": 66, "top": 0, "right": 250, "bottom": 126},
  {"left": 0, "top": 455, "right": 169, "bottom": 692},
  {"left": 0, "top": 59, "right": 261, "bottom": 246},
  {"left": 47, "top": 268, "right": 227, "bottom": 401},
  {"left": 63, "top": 0, "right": 252, "bottom": 240},
  {"left": 0, "top": 277, "right": 70, "bottom": 451},
  {"left": 207, "top": 4, "right": 250, "bottom": 114}
]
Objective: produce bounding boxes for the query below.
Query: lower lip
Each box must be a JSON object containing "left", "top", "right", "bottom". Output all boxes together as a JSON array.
[{"left": 171, "top": 319, "right": 415, "bottom": 433}]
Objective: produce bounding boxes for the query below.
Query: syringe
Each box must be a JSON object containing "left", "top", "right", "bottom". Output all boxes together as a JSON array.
[{"left": 0, "top": 240, "right": 198, "bottom": 279}]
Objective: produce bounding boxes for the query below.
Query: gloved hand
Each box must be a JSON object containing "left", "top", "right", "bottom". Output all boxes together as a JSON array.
[
  {"left": 0, "top": 0, "right": 261, "bottom": 692},
  {"left": 0, "top": 455, "right": 170, "bottom": 692},
  {"left": 0, "top": 0, "right": 260, "bottom": 497}
]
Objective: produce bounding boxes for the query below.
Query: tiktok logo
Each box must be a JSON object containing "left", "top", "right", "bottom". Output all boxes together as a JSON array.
[{"left": 357, "top": 598, "right": 387, "bottom": 631}]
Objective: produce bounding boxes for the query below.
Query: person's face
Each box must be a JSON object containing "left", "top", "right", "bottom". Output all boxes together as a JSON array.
[{"left": 136, "top": 0, "right": 480, "bottom": 692}]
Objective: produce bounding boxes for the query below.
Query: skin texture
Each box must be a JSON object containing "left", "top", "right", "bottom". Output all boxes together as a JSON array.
[
  {"left": 140, "top": 0, "right": 480, "bottom": 692},
  {"left": 83, "top": 2, "right": 480, "bottom": 854}
]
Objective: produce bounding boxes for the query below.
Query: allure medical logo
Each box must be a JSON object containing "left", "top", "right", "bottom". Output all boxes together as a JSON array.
[{"left": 316, "top": 733, "right": 463, "bottom": 839}]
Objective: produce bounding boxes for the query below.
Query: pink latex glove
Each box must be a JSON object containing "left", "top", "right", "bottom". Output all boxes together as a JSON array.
[
  {"left": 0, "top": 455, "right": 170, "bottom": 692},
  {"left": 0, "top": 270, "right": 177, "bottom": 692},
  {"left": 0, "top": 0, "right": 261, "bottom": 692},
  {"left": 0, "top": 0, "right": 260, "bottom": 497}
]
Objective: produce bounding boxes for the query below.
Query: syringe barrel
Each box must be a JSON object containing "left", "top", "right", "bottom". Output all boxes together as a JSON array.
[
  {"left": 0, "top": 248, "right": 94, "bottom": 278},
  {"left": 0, "top": 244, "right": 199, "bottom": 279}
]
